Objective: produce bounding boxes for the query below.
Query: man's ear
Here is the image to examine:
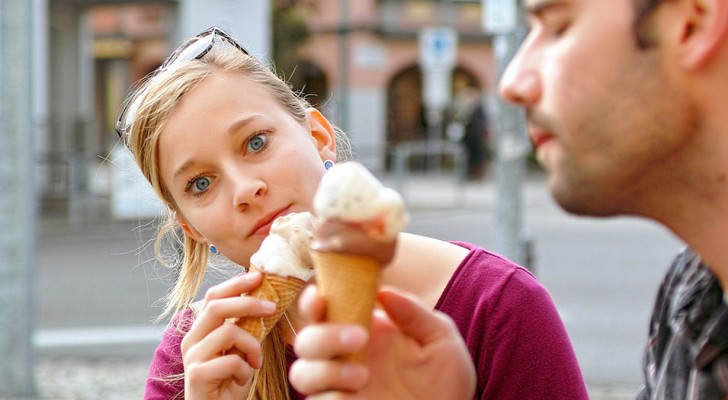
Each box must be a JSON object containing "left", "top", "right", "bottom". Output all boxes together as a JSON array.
[
  {"left": 675, "top": 0, "right": 728, "bottom": 69},
  {"left": 306, "top": 108, "right": 338, "bottom": 162},
  {"left": 176, "top": 214, "right": 205, "bottom": 243}
]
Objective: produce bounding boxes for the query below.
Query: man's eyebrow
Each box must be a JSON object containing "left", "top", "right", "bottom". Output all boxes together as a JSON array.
[{"left": 524, "top": 0, "right": 568, "bottom": 16}]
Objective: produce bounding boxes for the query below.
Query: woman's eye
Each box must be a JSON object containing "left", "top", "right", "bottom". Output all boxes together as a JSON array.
[
  {"left": 247, "top": 133, "right": 268, "bottom": 153},
  {"left": 190, "top": 176, "right": 211, "bottom": 194}
]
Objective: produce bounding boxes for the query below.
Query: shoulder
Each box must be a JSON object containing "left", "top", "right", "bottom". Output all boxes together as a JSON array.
[
  {"left": 436, "top": 242, "right": 556, "bottom": 335},
  {"left": 440, "top": 242, "right": 542, "bottom": 305},
  {"left": 441, "top": 243, "right": 588, "bottom": 399}
]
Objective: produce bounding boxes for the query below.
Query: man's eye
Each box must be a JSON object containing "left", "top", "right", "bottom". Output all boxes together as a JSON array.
[
  {"left": 248, "top": 134, "right": 267, "bottom": 152},
  {"left": 552, "top": 23, "right": 569, "bottom": 37}
]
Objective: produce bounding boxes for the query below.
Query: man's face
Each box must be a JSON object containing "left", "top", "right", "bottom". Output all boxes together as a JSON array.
[{"left": 499, "top": 0, "right": 695, "bottom": 217}]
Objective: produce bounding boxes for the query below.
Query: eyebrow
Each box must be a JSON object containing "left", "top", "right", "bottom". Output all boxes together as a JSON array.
[
  {"left": 173, "top": 159, "right": 196, "bottom": 181},
  {"left": 227, "top": 114, "right": 260, "bottom": 136},
  {"left": 524, "top": 0, "right": 569, "bottom": 16}
]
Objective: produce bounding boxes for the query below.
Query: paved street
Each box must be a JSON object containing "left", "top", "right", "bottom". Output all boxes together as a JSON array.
[{"left": 29, "top": 171, "right": 684, "bottom": 399}]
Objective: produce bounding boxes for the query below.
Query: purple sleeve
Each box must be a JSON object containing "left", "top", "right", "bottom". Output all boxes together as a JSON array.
[
  {"left": 144, "top": 309, "right": 193, "bottom": 400},
  {"left": 437, "top": 243, "right": 589, "bottom": 400},
  {"left": 144, "top": 309, "right": 306, "bottom": 400}
]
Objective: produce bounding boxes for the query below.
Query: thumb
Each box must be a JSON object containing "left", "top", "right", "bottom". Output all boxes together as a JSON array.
[
  {"left": 298, "top": 284, "right": 326, "bottom": 324},
  {"left": 376, "top": 289, "right": 460, "bottom": 346}
]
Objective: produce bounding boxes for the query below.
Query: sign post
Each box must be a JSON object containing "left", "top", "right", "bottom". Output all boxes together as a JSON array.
[
  {"left": 484, "top": 0, "right": 532, "bottom": 269},
  {"left": 419, "top": 27, "right": 458, "bottom": 169},
  {"left": 0, "top": 0, "right": 37, "bottom": 396}
]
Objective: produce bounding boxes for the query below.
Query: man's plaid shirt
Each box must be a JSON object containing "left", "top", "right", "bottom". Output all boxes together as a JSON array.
[{"left": 638, "top": 249, "right": 728, "bottom": 399}]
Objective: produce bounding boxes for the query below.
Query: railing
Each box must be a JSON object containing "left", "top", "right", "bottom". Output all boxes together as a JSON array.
[
  {"left": 37, "top": 151, "right": 88, "bottom": 223},
  {"left": 390, "top": 139, "right": 466, "bottom": 205}
]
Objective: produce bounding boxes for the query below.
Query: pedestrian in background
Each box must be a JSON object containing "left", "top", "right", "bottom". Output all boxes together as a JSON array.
[
  {"left": 447, "top": 83, "right": 489, "bottom": 181},
  {"left": 116, "top": 27, "right": 588, "bottom": 399},
  {"left": 290, "top": 0, "right": 728, "bottom": 399}
]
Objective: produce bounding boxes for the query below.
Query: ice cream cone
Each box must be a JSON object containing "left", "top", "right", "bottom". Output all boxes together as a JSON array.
[
  {"left": 236, "top": 265, "right": 306, "bottom": 341},
  {"left": 311, "top": 250, "right": 382, "bottom": 362},
  {"left": 220, "top": 266, "right": 306, "bottom": 391}
]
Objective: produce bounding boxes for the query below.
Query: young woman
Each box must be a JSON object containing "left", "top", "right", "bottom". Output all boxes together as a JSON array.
[{"left": 117, "top": 27, "right": 589, "bottom": 400}]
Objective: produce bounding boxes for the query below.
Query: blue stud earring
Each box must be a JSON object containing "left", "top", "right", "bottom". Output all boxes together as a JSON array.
[
  {"left": 324, "top": 160, "right": 335, "bottom": 170},
  {"left": 209, "top": 244, "right": 218, "bottom": 255}
]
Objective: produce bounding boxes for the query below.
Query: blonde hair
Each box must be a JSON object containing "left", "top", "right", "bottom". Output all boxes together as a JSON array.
[{"left": 123, "top": 43, "right": 351, "bottom": 400}]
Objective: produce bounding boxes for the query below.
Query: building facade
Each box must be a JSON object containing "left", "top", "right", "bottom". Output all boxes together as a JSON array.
[{"left": 45, "top": 0, "right": 495, "bottom": 218}]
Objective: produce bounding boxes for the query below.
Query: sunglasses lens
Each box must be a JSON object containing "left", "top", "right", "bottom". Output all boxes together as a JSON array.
[
  {"left": 117, "top": 28, "right": 250, "bottom": 138},
  {"left": 165, "top": 33, "right": 215, "bottom": 70}
]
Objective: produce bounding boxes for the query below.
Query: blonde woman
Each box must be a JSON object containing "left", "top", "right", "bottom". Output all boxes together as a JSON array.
[{"left": 117, "top": 27, "right": 588, "bottom": 400}]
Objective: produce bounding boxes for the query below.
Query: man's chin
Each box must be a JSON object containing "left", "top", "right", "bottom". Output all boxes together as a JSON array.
[{"left": 548, "top": 177, "right": 619, "bottom": 218}]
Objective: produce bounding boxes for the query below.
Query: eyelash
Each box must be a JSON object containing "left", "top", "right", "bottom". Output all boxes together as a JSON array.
[
  {"left": 185, "top": 175, "right": 210, "bottom": 197},
  {"left": 245, "top": 131, "right": 270, "bottom": 154},
  {"left": 550, "top": 22, "right": 569, "bottom": 37}
]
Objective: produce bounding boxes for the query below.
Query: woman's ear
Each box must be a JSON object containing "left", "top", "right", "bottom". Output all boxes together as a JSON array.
[
  {"left": 306, "top": 108, "right": 338, "bottom": 162},
  {"left": 176, "top": 213, "right": 205, "bottom": 243},
  {"left": 674, "top": 0, "right": 728, "bottom": 69}
]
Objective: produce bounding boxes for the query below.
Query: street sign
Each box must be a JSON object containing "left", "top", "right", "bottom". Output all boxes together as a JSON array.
[
  {"left": 419, "top": 27, "right": 458, "bottom": 109},
  {"left": 419, "top": 27, "right": 458, "bottom": 71},
  {"left": 483, "top": 0, "right": 518, "bottom": 35}
]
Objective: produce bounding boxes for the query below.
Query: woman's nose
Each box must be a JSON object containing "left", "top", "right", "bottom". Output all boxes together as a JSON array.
[{"left": 232, "top": 174, "right": 267, "bottom": 211}]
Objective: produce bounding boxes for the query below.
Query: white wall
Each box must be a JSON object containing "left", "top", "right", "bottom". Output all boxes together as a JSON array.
[
  {"left": 178, "top": 0, "right": 271, "bottom": 63},
  {"left": 347, "top": 88, "right": 387, "bottom": 171}
]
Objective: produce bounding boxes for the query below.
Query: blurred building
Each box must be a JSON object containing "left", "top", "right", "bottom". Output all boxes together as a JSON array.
[
  {"left": 290, "top": 0, "right": 493, "bottom": 166},
  {"left": 43, "top": 0, "right": 494, "bottom": 219}
]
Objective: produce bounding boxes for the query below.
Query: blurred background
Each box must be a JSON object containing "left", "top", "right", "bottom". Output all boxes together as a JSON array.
[{"left": 1, "top": 0, "right": 686, "bottom": 399}]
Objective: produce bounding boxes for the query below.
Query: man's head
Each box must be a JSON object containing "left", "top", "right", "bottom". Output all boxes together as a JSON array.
[{"left": 499, "top": 0, "right": 727, "bottom": 222}]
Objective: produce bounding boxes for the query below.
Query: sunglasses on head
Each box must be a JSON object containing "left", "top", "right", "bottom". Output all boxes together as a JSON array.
[{"left": 115, "top": 27, "right": 250, "bottom": 139}]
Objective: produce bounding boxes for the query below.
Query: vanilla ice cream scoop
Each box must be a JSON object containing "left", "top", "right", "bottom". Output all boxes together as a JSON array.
[
  {"left": 249, "top": 211, "right": 316, "bottom": 281},
  {"left": 313, "top": 162, "right": 409, "bottom": 240}
]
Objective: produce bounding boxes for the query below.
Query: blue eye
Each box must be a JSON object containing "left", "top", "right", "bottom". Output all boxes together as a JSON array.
[
  {"left": 191, "top": 176, "right": 211, "bottom": 194},
  {"left": 248, "top": 134, "right": 267, "bottom": 152}
]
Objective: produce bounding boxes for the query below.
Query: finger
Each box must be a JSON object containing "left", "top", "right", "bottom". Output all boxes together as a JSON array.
[
  {"left": 184, "top": 322, "right": 264, "bottom": 369},
  {"left": 186, "top": 353, "right": 255, "bottom": 389},
  {"left": 298, "top": 284, "right": 326, "bottom": 324},
  {"left": 294, "top": 323, "right": 368, "bottom": 359},
  {"left": 289, "top": 359, "right": 368, "bottom": 395},
  {"left": 377, "top": 289, "right": 460, "bottom": 346},
  {"left": 182, "top": 296, "right": 276, "bottom": 353},
  {"left": 203, "top": 272, "right": 264, "bottom": 302}
]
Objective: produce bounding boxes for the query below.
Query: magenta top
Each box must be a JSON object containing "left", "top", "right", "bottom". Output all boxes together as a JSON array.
[{"left": 144, "top": 242, "right": 588, "bottom": 399}]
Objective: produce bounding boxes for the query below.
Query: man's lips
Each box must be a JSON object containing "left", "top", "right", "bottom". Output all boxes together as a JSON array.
[
  {"left": 529, "top": 129, "right": 554, "bottom": 149},
  {"left": 249, "top": 207, "right": 290, "bottom": 237}
]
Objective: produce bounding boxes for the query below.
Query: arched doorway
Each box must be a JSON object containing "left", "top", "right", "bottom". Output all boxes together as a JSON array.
[
  {"left": 385, "top": 65, "right": 481, "bottom": 169},
  {"left": 288, "top": 60, "right": 329, "bottom": 109}
]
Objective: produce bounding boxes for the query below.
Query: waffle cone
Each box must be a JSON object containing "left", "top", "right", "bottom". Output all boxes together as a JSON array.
[
  {"left": 220, "top": 266, "right": 305, "bottom": 391},
  {"left": 311, "top": 250, "right": 382, "bottom": 361},
  {"left": 235, "top": 265, "right": 306, "bottom": 342}
]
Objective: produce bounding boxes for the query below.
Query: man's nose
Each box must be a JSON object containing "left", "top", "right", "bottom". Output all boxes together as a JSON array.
[{"left": 498, "top": 51, "right": 542, "bottom": 107}]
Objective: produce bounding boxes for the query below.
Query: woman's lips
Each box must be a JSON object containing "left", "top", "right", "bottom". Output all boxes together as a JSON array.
[{"left": 250, "top": 207, "right": 290, "bottom": 237}]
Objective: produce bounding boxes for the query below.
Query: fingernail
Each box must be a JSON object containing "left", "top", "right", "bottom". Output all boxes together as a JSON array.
[
  {"left": 260, "top": 300, "right": 277, "bottom": 312},
  {"left": 340, "top": 363, "right": 357, "bottom": 381},
  {"left": 243, "top": 271, "right": 259, "bottom": 282},
  {"left": 339, "top": 326, "right": 366, "bottom": 346}
]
